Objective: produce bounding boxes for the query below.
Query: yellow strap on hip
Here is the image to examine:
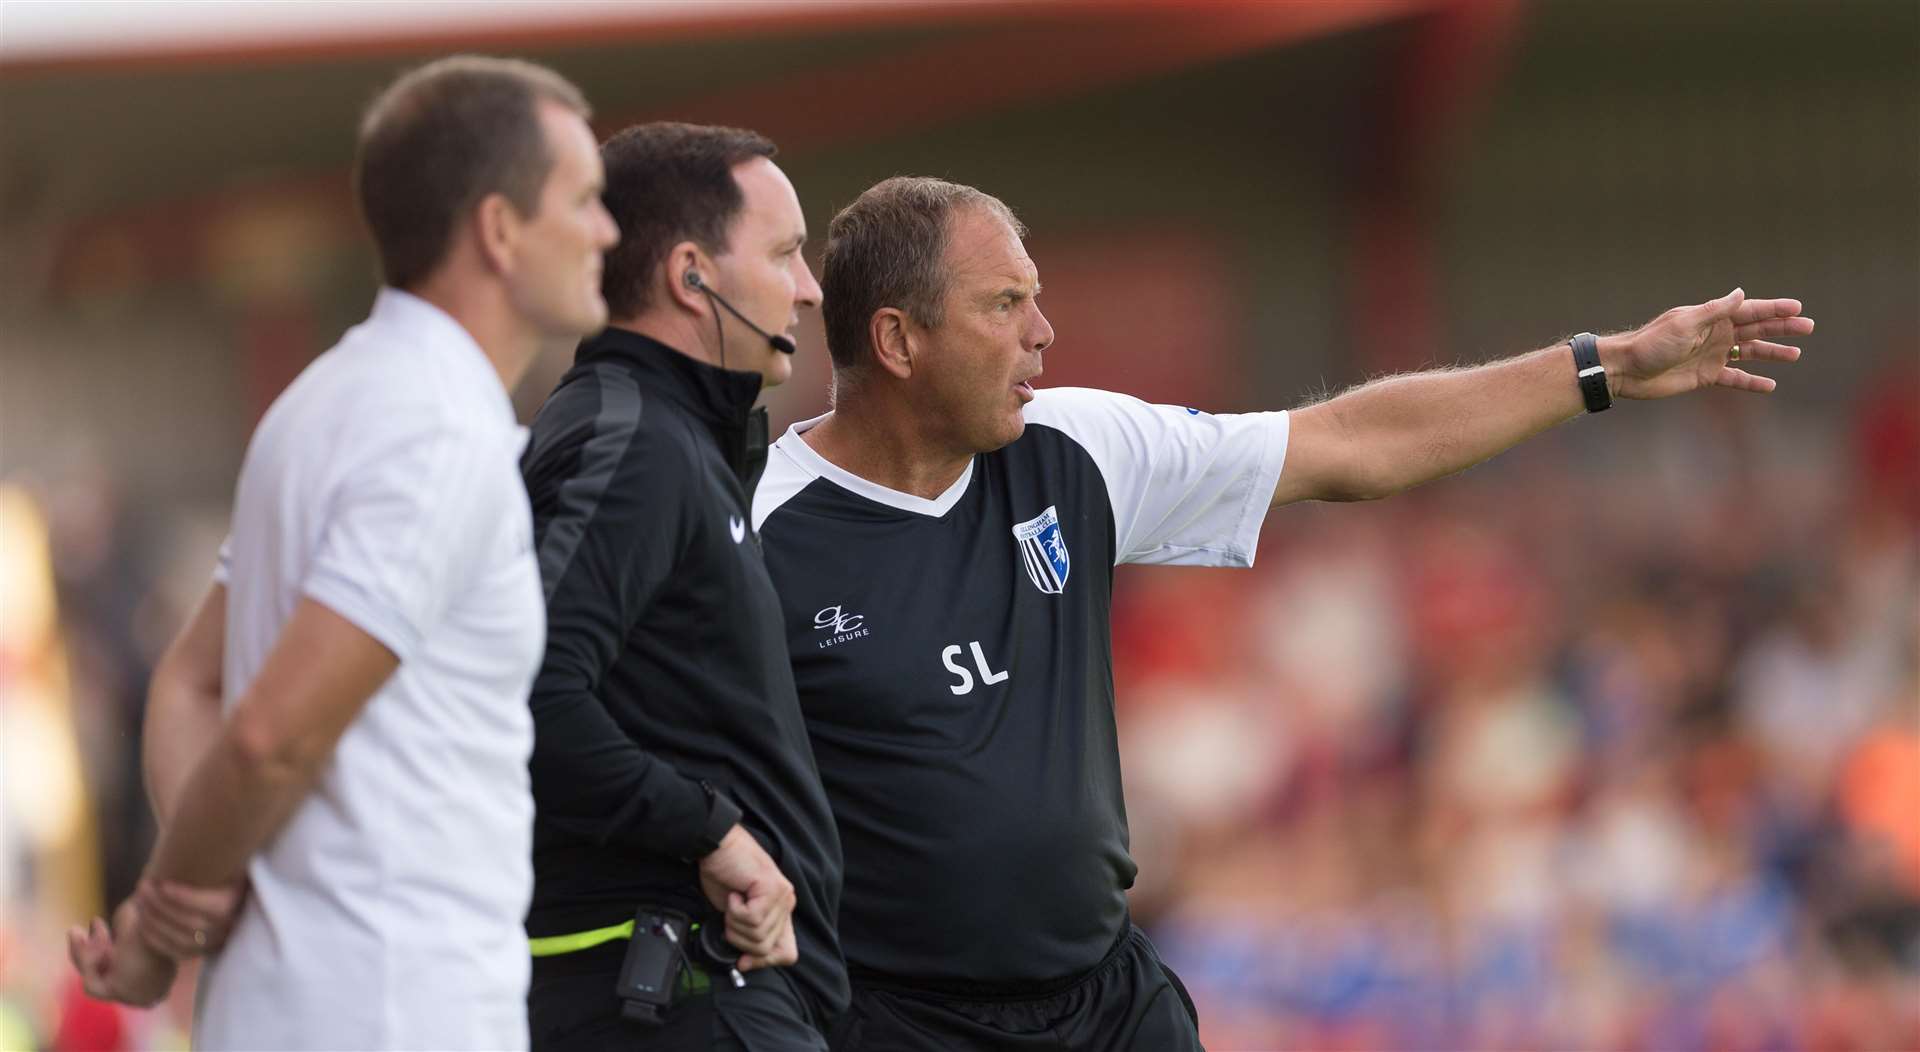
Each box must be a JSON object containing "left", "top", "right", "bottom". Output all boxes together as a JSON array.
[{"left": 527, "top": 919, "right": 636, "bottom": 957}]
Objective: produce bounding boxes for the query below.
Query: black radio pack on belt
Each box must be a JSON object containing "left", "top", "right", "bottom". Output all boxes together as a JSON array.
[
  {"left": 614, "top": 908, "right": 690, "bottom": 1024},
  {"left": 614, "top": 907, "right": 746, "bottom": 1024}
]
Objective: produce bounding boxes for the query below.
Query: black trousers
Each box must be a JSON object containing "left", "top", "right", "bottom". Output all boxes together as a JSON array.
[
  {"left": 529, "top": 940, "right": 829, "bottom": 1052},
  {"left": 829, "top": 924, "right": 1202, "bottom": 1052}
]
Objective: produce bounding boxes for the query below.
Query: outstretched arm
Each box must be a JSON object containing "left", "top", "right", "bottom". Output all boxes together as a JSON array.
[{"left": 1273, "top": 289, "right": 1812, "bottom": 506}]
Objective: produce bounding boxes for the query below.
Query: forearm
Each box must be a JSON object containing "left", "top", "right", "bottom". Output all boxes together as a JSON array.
[
  {"left": 529, "top": 686, "right": 729, "bottom": 859},
  {"left": 142, "top": 680, "right": 225, "bottom": 823},
  {"left": 144, "top": 597, "right": 396, "bottom": 887},
  {"left": 142, "top": 582, "right": 228, "bottom": 823},
  {"left": 144, "top": 727, "right": 318, "bottom": 886},
  {"left": 1336, "top": 345, "right": 1582, "bottom": 494},
  {"left": 1292, "top": 336, "right": 1623, "bottom": 502},
  {"left": 529, "top": 494, "right": 723, "bottom": 858}
]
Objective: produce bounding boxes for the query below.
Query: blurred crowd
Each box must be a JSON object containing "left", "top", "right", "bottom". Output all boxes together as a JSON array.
[
  {"left": 1119, "top": 364, "right": 1920, "bottom": 1050},
  {"left": 3, "top": 363, "right": 1915, "bottom": 1051}
]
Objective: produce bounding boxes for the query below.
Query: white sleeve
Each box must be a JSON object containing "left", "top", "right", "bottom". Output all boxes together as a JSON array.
[
  {"left": 1023, "top": 387, "right": 1289, "bottom": 568},
  {"left": 301, "top": 422, "right": 497, "bottom": 662}
]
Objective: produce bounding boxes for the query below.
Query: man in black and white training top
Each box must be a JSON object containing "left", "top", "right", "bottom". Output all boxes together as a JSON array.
[{"left": 752, "top": 176, "right": 1813, "bottom": 1052}]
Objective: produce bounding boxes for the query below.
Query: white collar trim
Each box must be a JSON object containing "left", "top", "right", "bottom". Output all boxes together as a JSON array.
[{"left": 776, "top": 413, "right": 975, "bottom": 518}]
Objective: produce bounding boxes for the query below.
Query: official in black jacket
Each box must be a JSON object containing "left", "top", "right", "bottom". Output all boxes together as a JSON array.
[{"left": 519, "top": 123, "right": 844, "bottom": 1052}]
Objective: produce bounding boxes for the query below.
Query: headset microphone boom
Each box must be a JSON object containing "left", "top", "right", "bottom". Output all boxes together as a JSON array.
[{"left": 684, "top": 270, "right": 798, "bottom": 356}]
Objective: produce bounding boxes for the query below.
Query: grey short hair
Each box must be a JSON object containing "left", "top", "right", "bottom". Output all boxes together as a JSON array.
[{"left": 820, "top": 176, "right": 1024, "bottom": 372}]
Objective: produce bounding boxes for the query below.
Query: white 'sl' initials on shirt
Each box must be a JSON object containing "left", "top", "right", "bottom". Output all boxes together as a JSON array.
[{"left": 942, "top": 641, "right": 1009, "bottom": 696}]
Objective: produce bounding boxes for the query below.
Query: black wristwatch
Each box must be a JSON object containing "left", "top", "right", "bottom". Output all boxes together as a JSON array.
[
  {"left": 1569, "top": 332, "right": 1612, "bottom": 413},
  {"left": 694, "top": 780, "right": 742, "bottom": 858}
]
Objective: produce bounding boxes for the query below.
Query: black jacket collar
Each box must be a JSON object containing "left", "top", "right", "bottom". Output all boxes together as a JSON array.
[{"left": 576, "top": 326, "right": 769, "bottom": 487}]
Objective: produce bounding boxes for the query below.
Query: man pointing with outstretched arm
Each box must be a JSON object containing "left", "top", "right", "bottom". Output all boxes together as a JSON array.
[{"left": 751, "top": 176, "right": 1811, "bottom": 1052}]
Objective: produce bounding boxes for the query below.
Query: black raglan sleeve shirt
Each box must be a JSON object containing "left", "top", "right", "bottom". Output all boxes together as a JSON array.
[
  {"left": 521, "top": 335, "right": 848, "bottom": 1027},
  {"left": 521, "top": 365, "right": 728, "bottom": 865}
]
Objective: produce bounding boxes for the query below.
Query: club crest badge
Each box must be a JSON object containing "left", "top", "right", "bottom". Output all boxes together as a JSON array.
[{"left": 1012, "top": 505, "right": 1070, "bottom": 595}]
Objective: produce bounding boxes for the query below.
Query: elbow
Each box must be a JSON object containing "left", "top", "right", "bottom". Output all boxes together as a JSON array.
[
  {"left": 225, "top": 708, "right": 324, "bottom": 789},
  {"left": 1327, "top": 479, "right": 1397, "bottom": 503},
  {"left": 1322, "top": 487, "right": 1392, "bottom": 504},
  {"left": 147, "top": 650, "right": 219, "bottom": 715},
  {"left": 1287, "top": 466, "right": 1399, "bottom": 504},
  {"left": 1355, "top": 474, "right": 1407, "bottom": 502},
  {"left": 1319, "top": 461, "right": 1403, "bottom": 503},
  {"left": 146, "top": 677, "right": 219, "bottom": 733},
  {"left": 1303, "top": 401, "right": 1406, "bottom": 503}
]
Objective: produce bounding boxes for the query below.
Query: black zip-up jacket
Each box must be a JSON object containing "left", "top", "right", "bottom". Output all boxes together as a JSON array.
[{"left": 519, "top": 328, "right": 847, "bottom": 1028}]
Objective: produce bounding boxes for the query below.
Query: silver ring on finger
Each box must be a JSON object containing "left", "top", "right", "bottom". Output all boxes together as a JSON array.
[{"left": 194, "top": 929, "right": 207, "bottom": 948}]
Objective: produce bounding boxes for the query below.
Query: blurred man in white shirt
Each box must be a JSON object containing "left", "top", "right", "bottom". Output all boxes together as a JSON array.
[{"left": 67, "top": 55, "right": 618, "bottom": 1051}]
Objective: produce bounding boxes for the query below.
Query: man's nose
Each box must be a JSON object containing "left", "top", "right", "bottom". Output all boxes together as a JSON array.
[
  {"left": 1029, "top": 305, "right": 1055, "bottom": 352},
  {"left": 794, "top": 257, "right": 823, "bottom": 309}
]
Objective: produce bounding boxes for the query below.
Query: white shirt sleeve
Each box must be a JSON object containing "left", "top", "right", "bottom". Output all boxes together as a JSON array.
[
  {"left": 1022, "top": 387, "right": 1289, "bottom": 568},
  {"left": 301, "top": 422, "right": 499, "bottom": 663}
]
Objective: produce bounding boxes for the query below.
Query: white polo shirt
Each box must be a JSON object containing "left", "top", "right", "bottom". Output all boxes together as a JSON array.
[{"left": 196, "top": 289, "right": 542, "bottom": 1051}]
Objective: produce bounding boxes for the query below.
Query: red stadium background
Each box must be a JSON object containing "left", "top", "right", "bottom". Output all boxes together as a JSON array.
[{"left": 2, "top": 2, "right": 1915, "bottom": 1049}]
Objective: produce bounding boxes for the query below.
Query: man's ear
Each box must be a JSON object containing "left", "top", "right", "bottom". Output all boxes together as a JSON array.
[
  {"left": 473, "top": 192, "right": 520, "bottom": 275},
  {"left": 666, "top": 242, "right": 709, "bottom": 314},
  {"left": 871, "top": 308, "right": 914, "bottom": 380}
]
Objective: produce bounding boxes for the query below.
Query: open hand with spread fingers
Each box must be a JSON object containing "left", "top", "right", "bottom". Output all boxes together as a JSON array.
[{"left": 1602, "top": 288, "right": 1812, "bottom": 400}]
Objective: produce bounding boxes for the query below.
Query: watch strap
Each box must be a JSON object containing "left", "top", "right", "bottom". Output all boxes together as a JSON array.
[{"left": 1570, "top": 332, "right": 1611, "bottom": 413}]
